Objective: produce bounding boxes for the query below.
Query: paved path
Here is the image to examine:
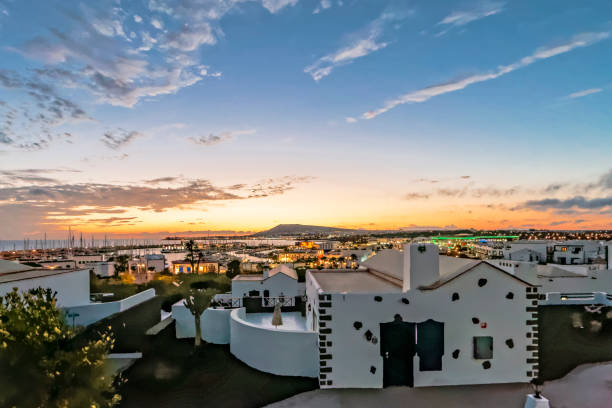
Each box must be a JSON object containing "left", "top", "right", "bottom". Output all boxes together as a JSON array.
[{"left": 266, "top": 362, "right": 612, "bottom": 408}]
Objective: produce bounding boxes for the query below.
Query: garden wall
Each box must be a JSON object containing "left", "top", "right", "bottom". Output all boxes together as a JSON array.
[
  {"left": 63, "top": 288, "right": 156, "bottom": 327},
  {"left": 173, "top": 303, "right": 232, "bottom": 344},
  {"left": 229, "top": 307, "right": 318, "bottom": 377}
]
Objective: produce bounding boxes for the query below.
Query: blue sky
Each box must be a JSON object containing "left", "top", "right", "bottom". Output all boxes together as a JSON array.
[{"left": 0, "top": 0, "right": 611, "bottom": 237}]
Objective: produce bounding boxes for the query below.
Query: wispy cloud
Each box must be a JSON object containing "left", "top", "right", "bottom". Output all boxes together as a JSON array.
[
  {"left": 566, "top": 87, "right": 602, "bottom": 99},
  {"left": 362, "top": 31, "right": 610, "bottom": 119},
  {"left": 436, "top": 1, "right": 504, "bottom": 36},
  {"left": 10, "top": 0, "right": 294, "bottom": 110},
  {"left": 189, "top": 129, "right": 256, "bottom": 146},
  {"left": 404, "top": 192, "right": 430, "bottom": 200},
  {"left": 261, "top": 0, "right": 299, "bottom": 14},
  {"left": 101, "top": 129, "right": 141, "bottom": 150},
  {"left": 304, "top": 11, "right": 407, "bottom": 81},
  {"left": 520, "top": 196, "right": 612, "bottom": 211},
  {"left": 0, "top": 175, "right": 312, "bottom": 235},
  {"left": 313, "top": 0, "right": 334, "bottom": 14}
]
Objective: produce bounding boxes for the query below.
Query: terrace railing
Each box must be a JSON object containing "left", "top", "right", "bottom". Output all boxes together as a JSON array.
[
  {"left": 262, "top": 296, "right": 295, "bottom": 307},
  {"left": 212, "top": 293, "right": 242, "bottom": 308}
]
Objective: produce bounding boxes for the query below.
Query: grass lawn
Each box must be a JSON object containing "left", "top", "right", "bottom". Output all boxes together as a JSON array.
[
  {"left": 118, "top": 323, "right": 318, "bottom": 408},
  {"left": 539, "top": 305, "right": 612, "bottom": 381}
]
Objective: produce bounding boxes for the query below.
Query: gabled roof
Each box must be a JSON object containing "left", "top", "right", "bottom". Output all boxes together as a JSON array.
[
  {"left": 361, "top": 249, "right": 403, "bottom": 280},
  {"left": 267, "top": 264, "right": 298, "bottom": 280},
  {"left": 419, "top": 260, "right": 536, "bottom": 290}
]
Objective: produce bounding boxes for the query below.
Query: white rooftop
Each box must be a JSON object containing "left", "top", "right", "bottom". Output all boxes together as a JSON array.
[
  {"left": 0, "top": 259, "right": 33, "bottom": 274},
  {"left": 0, "top": 259, "right": 84, "bottom": 284},
  {"left": 310, "top": 270, "right": 401, "bottom": 293},
  {"left": 268, "top": 264, "right": 298, "bottom": 280}
]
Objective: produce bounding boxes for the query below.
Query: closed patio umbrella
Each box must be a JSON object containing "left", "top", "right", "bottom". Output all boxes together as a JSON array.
[{"left": 272, "top": 302, "right": 283, "bottom": 327}]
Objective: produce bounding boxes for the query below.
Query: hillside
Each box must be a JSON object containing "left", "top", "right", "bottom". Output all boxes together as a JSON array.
[{"left": 252, "top": 224, "right": 362, "bottom": 237}]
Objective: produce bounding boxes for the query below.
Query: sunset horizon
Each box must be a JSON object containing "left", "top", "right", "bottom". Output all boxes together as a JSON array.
[{"left": 1, "top": 0, "right": 611, "bottom": 238}]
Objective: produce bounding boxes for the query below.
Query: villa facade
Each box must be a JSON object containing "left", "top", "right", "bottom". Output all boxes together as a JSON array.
[
  {"left": 306, "top": 244, "right": 539, "bottom": 388},
  {"left": 231, "top": 264, "right": 304, "bottom": 300}
]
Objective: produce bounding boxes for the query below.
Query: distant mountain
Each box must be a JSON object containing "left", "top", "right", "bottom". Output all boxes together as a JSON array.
[{"left": 252, "top": 224, "right": 363, "bottom": 237}]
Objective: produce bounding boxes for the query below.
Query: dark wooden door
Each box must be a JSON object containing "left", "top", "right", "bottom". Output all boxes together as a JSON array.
[
  {"left": 380, "top": 321, "right": 415, "bottom": 387},
  {"left": 416, "top": 320, "right": 444, "bottom": 371}
]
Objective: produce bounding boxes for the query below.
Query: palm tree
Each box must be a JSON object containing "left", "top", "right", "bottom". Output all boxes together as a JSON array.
[
  {"left": 113, "top": 254, "right": 129, "bottom": 278},
  {"left": 184, "top": 239, "right": 203, "bottom": 274},
  {"left": 184, "top": 288, "right": 215, "bottom": 347}
]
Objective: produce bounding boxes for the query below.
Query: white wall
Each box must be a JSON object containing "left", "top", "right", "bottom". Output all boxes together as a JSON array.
[
  {"left": 63, "top": 288, "right": 156, "bottom": 327},
  {"left": 230, "top": 308, "right": 318, "bottom": 377},
  {"left": 505, "top": 243, "right": 548, "bottom": 262},
  {"left": 93, "top": 262, "right": 115, "bottom": 277},
  {"left": 316, "top": 263, "right": 535, "bottom": 388},
  {"left": 232, "top": 273, "right": 300, "bottom": 299},
  {"left": 173, "top": 303, "right": 232, "bottom": 344},
  {"left": 0, "top": 269, "right": 90, "bottom": 307},
  {"left": 538, "top": 269, "right": 612, "bottom": 294}
]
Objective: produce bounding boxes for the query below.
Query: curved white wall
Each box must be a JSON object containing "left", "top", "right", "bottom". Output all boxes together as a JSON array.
[
  {"left": 230, "top": 308, "right": 318, "bottom": 378},
  {"left": 173, "top": 304, "right": 232, "bottom": 344}
]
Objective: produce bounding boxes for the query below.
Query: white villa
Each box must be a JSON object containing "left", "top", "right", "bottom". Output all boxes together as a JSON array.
[
  {"left": 306, "top": 244, "right": 539, "bottom": 388},
  {"left": 0, "top": 259, "right": 155, "bottom": 326},
  {"left": 0, "top": 259, "right": 91, "bottom": 307},
  {"left": 174, "top": 244, "right": 540, "bottom": 389},
  {"left": 231, "top": 264, "right": 304, "bottom": 300}
]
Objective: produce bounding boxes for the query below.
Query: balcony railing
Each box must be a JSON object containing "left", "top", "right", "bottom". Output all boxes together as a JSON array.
[{"left": 261, "top": 296, "right": 295, "bottom": 307}]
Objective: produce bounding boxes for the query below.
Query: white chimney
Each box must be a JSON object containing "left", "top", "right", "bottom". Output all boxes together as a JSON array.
[{"left": 403, "top": 243, "right": 440, "bottom": 291}]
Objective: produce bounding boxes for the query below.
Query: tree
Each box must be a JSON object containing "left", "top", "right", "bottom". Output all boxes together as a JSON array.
[
  {"left": 184, "top": 289, "right": 215, "bottom": 347},
  {"left": 0, "top": 287, "right": 120, "bottom": 408},
  {"left": 184, "top": 239, "right": 203, "bottom": 274},
  {"left": 113, "top": 255, "right": 129, "bottom": 278},
  {"left": 226, "top": 260, "right": 241, "bottom": 279}
]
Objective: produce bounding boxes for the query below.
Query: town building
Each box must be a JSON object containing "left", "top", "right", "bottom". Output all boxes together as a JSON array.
[
  {"left": 0, "top": 259, "right": 90, "bottom": 307},
  {"left": 171, "top": 260, "right": 219, "bottom": 274},
  {"left": 551, "top": 240, "right": 606, "bottom": 265},
  {"left": 93, "top": 261, "right": 115, "bottom": 278},
  {"left": 0, "top": 259, "right": 155, "bottom": 327},
  {"left": 231, "top": 264, "right": 304, "bottom": 300},
  {"left": 504, "top": 240, "right": 550, "bottom": 263},
  {"left": 305, "top": 244, "right": 539, "bottom": 388}
]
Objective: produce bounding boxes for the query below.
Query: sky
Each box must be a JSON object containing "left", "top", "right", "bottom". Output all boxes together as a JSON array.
[{"left": 0, "top": 0, "right": 611, "bottom": 238}]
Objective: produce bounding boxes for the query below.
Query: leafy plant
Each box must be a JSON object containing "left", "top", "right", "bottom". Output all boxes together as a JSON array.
[
  {"left": 184, "top": 288, "right": 215, "bottom": 347},
  {"left": 226, "top": 260, "right": 241, "bottom": 279},
  {"left": 0, "top": 287, "right": 120, "bottom": 408}
]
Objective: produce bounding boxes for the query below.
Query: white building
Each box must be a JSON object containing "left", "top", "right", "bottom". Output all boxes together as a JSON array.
[
  {"left": 93, "top": 261, "right": 115, "bottom": 278},
  {"left": 231, "top": 264, "right": 304, "bottom": 299},
  {"left": 145, "top": 254, "right": 165, "bottom": 272},
  {"left": 551, "top": 240, "right": 605, "bottom": 265},
  {"left": 489, "top": 259, "right": 612, "bottom": 302},
  {"left": 0, "top": 259, "right": 90, "bottom": 307},
  {"left": 0, "top": 259, "right": 155, "bottom": 326},
  {"left": 504, "top": 240, "right": 549, "bottom": 263},
  {"left": 305, "top": 244, "right": 539, "bottom": 389},
  {"left": 506, "top": 248, "right": 545, "bottom": 263},
  {"left": 72, "top": 254, "right": 105, "bottom": 267},
  {"left": 472, "top": 242, "right": 504, "bottom": 259}
]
